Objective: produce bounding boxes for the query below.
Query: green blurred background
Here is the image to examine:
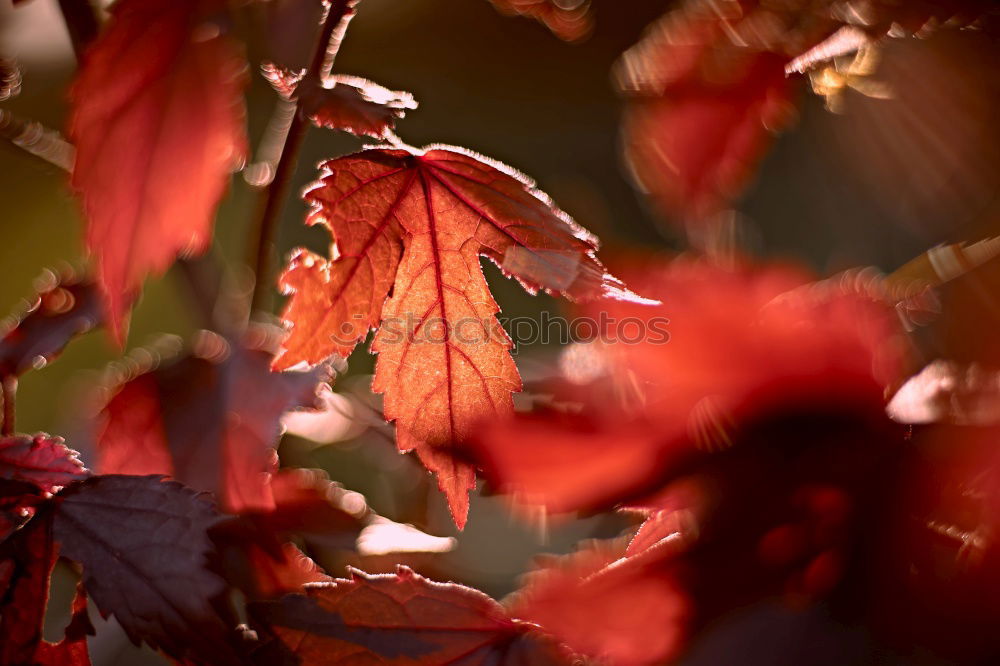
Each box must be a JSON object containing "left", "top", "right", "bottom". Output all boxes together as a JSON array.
[{"left": 1, "top": 0, "right": 998, "bottom": 662}]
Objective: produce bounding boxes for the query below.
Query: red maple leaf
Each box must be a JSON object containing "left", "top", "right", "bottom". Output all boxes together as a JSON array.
[
  {"left": 248, "top": 565, "right": 572, "bottom": 664},
  {"left": 0, "top": 434, "right": 88, "bottom": 495},
  {"left": 274, "top": 144, "right": 641, "bottom": 527},
  {"left": 69, "top": 0, "right": 247, "bottom": 341}
]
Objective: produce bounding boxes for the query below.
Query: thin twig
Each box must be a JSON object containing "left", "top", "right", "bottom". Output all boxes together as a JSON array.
[
  {"left": 249, "top": 0, "right": 359, "bottom": 313},
  {"left": 1, "top": 376, "right": 17, "bottom": 436}
]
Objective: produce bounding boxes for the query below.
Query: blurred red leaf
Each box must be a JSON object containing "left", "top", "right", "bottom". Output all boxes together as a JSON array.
[
  {"left": 617, "top": 2, "right": 797, "bottom": 226},
  {"left": 0, "top": 270, "right": 102, "bottom": 378},
  {"left": 97, "top": 328, "right": 326, "bottom": 513},
  {"left": 253, "top": 468, "right": 365, "bottom": 540},
  {"left": 870, "top": 424, "right": 1000, "bottom": 661},
  {"left": 69, "top": 0, "right": 247, "bottom": 342},
  {"left": 616, "top": 0, "right": 995, "bottom": 228},
  {"left": 263, "top": 65, "right": 416, "bottom": 139},
  {"left": 0, "top": 434, "right": 88, "bottom": 495},
  {"left": 509, "top": 535, "right": 690, "bottom": 666},
  {"left": 275, "top": 145, "right": 639, "bottom": 527},
  {"left": 52, "top": 475, "right": 240, "bottom": 664},
  {"left": 248, "top": 565, "right": 571, "bottom": 664},
  {"left": 95, "top": 331, "right": 356, "bottom": 600},
  {"left": 487, "top": 0, "right": 593, "bottom": 42},
  {"left": 474, "top": 258, "right": 905, "bottom": 514}
]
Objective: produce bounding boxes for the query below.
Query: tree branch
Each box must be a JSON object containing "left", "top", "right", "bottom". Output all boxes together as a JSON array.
[{"left": 249, "top": 0, "right": 360, "bottom": 313}]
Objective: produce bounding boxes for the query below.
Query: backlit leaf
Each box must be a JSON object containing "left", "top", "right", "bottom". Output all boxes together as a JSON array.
[
  {"left": 263, "top": 64, "right": 417, "bottom": 139},
  {"left": 274, "top": 144, "right": 640, "bottom": 527},
  {"left": 0, "top": 434, "right": 88, "bottom": 495},
  {"left": 69, "top": 0, "right": 247, "bottom": 341}
]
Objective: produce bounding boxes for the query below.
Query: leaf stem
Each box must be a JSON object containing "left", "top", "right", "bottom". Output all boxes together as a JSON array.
[
  {"left": 249, "top": 0, "right": 359, "bottom": 313},
  {"left": 1, "top": 376, "right": 17, "bottom": 436}
]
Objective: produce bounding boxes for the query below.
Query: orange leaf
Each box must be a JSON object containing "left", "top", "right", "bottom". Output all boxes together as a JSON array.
[
  {"left": 69, "top": 0, "right": 247, "bottom": 342},
  {"left": 275, "top": 145, "right": 640, "bottom": 527}
]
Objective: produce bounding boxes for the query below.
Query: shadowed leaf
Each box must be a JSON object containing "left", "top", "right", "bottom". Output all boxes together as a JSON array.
[
  {"left": 52, "top": 475, "right": 239, "bottom": 664},
  {"left": 97, "top": 328, "right": 327, "bottom": 513},
  {"left": 0, "top": 510, "right": 56, "bottom": 665},
  {"left": 248, "top": 565, "right": 571, "bottom": 665}
]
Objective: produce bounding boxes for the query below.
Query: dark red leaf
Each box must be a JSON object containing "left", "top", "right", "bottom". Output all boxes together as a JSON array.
[
  {"left": 263, "top": 65, "right": 417, "bottom": 139},
  {"left": 52, "top": 475, "right": 240, "bottom": 664},
  {"left": 0, "top": 434, "right": 88, "bottom": 495},
  {"left": 97, "top": 328, "right": 327, "bottom": 513},
  {"left": 209, "top": 468, "right": 366, "bottom": 601},
  {"left": 870, "top": 424, "right": 1000, "bottom": 661},
  {"left": 248, "top": 565, "right": 571, "bottom": 665},
  {"left": 473, "top": 258, "right": 905, "bottom": 514},
  {"left": 69, "top": 0, "right": 247, "bottom": 341},
  {"left": 0, "top": 510, "right": 56, "bottom": 665},
  {"left": 0, "top": 270, "right": 102, "bottom": 377},
  {"left": 211, "top": 516, "right": 331, "bottom": 601},
  {"left": 274, "top": 145, "right": 641, "bottom": 527}
]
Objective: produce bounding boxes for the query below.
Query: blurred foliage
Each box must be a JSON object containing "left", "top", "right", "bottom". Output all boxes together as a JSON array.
[{"left": 1, "top": 0, "right": 998, "bottom": 662}]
